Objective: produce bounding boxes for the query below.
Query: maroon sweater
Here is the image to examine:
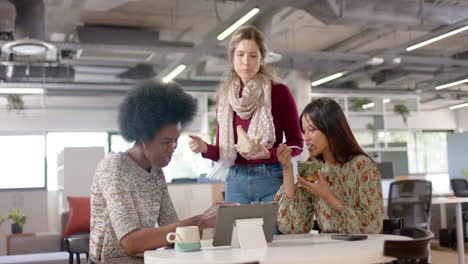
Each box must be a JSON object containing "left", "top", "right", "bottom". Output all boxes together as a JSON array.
[{"left": 202, "top": 82, "right": 303, "bottom": 165}]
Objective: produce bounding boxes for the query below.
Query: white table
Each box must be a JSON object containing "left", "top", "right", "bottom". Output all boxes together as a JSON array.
[
  {"left": 432, "top": 197, "right": 468, "bottom": 264},
  {"left": 144, "top": 233, "right": 409, "bottom": 264}
]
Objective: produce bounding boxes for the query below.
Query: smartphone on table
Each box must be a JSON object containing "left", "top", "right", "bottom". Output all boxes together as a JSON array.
[{"left": 331, "top": 234, "right": 368, "bottom": 241}]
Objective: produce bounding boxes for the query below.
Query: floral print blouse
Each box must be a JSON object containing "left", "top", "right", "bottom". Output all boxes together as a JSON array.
[{"left": 275, "top": 155, "right": 384, "bottom": 234}]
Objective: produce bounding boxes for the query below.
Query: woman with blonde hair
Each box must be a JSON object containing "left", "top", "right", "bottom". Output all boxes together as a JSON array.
[{"left": 189, "top": 25, "right": 303, "bottom": 204}]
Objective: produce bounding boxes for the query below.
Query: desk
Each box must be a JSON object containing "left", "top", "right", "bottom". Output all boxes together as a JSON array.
[
  {"left": 144, "top": 233, "right": 409, "bottom": 264},
  {"left": 432, "top": 197, "right": 468, "bottom": 264}
]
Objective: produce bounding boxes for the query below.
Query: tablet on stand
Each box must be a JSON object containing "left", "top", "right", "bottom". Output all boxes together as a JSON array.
[{"left": 212, "top": 203, "right": 279, "bottom": 249}]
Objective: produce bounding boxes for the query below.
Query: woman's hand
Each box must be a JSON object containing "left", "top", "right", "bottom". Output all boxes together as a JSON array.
[
  {"left": 297, "top": 170, "right": 330, "bottom": 198},
  {"left": 197, "top": 203, "right": 239, "bottom": 230},
  {"left": 276, "top": 144, "right": 292, "bottom": 168},
  {"left": 240, "top": 144, "right": 270, "bottom": 160},
  {"left": 297, "top": 171, "right": 343, "bottom": 211},
  {"left": 188, "top": 135, "right": 208, "bottom": 154}
]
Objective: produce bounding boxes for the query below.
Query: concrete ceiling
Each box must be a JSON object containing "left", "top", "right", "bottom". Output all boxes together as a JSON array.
[{"left": 0, "top": 0, "right": 468, "bottom": 111}]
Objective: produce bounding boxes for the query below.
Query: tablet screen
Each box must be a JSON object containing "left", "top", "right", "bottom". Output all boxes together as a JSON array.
[{"left": 212, "top": 203, "right": 279, "bottom": 247}]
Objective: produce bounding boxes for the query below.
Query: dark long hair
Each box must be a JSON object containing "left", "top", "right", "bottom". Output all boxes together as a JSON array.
[{"left": 300, "top": 97, "right": 370, "bottom": 163}]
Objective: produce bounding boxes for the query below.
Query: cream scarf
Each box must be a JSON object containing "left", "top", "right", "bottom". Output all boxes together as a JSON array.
[{"left": 217, "top": 73, "right": 276, "bottom": 166}]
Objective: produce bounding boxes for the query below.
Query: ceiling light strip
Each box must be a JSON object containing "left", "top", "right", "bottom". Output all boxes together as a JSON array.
[
  {"left": 162, "top": 64, "right": 186, "bottom": 83},
  {"left": 449, "top": 102, "right": 468, "bottom": 110},
  {"left": 362, "top": 102, "right": 375, "bottom": 109},
  {"left": 0, "top": 88, "right": 44, "bottom": 94},
  {"left": 311, "top": 71, "right": 347, "bottom": 87},
  {"left": 435, "top": 78, "right": 468, "bottom": 90},
  {"left": 406, "top": 26, "right": 468, "bottom": 52},
  {"left": 217, "top": 8, "right": 260, "bottom": 41}
]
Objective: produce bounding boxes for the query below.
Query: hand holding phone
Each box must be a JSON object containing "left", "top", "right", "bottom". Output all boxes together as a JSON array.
[{"left": 331, "top": 234, "right": 368, "bottom": 241}]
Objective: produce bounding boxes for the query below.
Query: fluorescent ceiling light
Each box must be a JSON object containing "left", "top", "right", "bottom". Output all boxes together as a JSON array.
[
  {"left": 449, "top": 102, "right": 468, "bottom": 110},
  {"left": 383, "top": 99, "right": 391, "bottom": 104},
  {"left": 435, "top": 78, "right": 468, "bottom": 90},
  {"left": 0, "top": 88, "right": 44, "bottom": 94},
  {"left": 362, "top": 102, "right": 375, "bottom": 109},
  {"left": 217, "top": 8, "right": 260, "bottom": 41},
  {"left": 311, "top": 71, "right": 347, "bottom": 87},
  {"left": 406, "top": 26, "right": 468, "bottom": 52},
  {"left": 162, "top": 64, "right": 186, "bottom": 83}
]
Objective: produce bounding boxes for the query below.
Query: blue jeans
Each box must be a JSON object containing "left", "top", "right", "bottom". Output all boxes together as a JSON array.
[{"left": 225, "top": 162, "right": 283, "bottom": 204}]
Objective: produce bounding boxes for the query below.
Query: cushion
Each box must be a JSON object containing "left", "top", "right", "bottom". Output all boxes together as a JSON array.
[{"left": 62, "top": 197, "right": 90, "bottom": 238}]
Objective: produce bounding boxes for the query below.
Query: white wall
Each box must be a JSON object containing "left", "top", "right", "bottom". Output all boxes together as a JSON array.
[
  {"left": 455, "top": 107, "right": 468, "bottom": 132},
  {"left": 0, "top": 108, "right": 118, "bottom": 132},
  {"left": 0, "top": 190, "right": 48, "bottom": 255},
  {"left": 390, "top": 109, "right": 457, "bottom": 130}
]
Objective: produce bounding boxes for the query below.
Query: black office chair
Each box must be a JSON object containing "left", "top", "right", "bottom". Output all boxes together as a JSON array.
[
  {"left": 383, "top": 218, "right": 404, "bottom": 235},
  {"left": 450, "top": 178, "right": 468, "bottom": 202},
  {"left": 450, "top": 178, "right": 468, "bottom": 239},
  {"left": 388, "top": 180, "right": 432, "bottom": 230},
  {"left": 64, "top": 233, "right": 90, "bottom": 264},
  {"left": 384, "top": 227, "right": 434, "bottom": 264}
]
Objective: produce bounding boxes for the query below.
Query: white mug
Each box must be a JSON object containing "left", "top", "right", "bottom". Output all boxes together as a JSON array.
[{"left": 166, "top": 226, "right": 201, "bottom": 252}]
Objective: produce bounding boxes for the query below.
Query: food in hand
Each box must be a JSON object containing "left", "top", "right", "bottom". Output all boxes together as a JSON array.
[
  {"left": 235, "top": 125, "right": 261, "bottom": 153},
  {"left": 298, "top": 161, "right": 321, "bottom": 182}
]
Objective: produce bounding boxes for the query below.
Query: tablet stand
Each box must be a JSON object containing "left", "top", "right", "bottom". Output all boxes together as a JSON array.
[{"left": 230, "top": 218, "right": 267, "bottom": 249}]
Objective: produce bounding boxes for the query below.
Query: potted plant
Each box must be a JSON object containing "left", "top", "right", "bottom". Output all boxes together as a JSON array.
[
  {"left": 207, "top": 97, "right": 216, "bottom": 113},
  {"left": 393, "top": 104, "right": 410, "bottom": 125},
  {"left": 350, "top": 97, "right": 372, "bottom": 112},
  {"left": 209, "top": 119, "right": 217, "bottom": 144},
  {"left": 366, "top": 123, "right": 377, "bottom": 147},
  {"left": 462, "top": 169, "right": 468, "bottom": 179},
  {"left": 6, "top": 94, "right": 25, "bottom": 111},
  {"left": 0, "top": 209, "right": 28, "bottom": 234}
]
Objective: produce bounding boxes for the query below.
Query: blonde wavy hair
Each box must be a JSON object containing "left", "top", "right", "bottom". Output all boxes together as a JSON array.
[{"left": 218, "top": 25, "right": 279, "bottom": 97}]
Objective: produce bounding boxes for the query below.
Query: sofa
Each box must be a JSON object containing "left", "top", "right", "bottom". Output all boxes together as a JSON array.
[{"left": 0, "top": 211, "right": 89, "bottom": 264}]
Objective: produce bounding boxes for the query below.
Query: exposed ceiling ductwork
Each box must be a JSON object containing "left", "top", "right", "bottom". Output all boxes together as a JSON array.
[
  {"left": 0, "top": 0, "right": 16, "bottom": 40},
  {"left": 0, "top": 0, "right": 466, "bottom": 111}
]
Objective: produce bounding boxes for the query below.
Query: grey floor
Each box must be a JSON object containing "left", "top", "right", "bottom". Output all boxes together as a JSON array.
[{"left": 431, "top": 241, "right": 468, "bottom": 264}]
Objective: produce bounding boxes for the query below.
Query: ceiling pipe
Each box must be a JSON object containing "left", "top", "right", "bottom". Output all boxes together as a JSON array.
[
  {"left": 312, "top": 86, "right": 468, "bottom": 96},
  {"left": 0, "top": 0, "right": 16, "bottom": 40}
]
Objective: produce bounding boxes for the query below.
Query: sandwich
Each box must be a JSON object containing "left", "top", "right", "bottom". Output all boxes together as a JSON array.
[{"left": 235, "top": 125, "right": 261, "bottom": 153}]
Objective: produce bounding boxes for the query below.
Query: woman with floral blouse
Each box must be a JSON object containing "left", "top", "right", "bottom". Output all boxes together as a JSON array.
[{"left": 275, "top": 97, "right": 384, "bottom": 234}]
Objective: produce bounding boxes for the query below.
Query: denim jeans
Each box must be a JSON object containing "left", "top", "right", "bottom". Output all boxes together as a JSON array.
[{"left": 225, "top": 162, "right": 283, "bottom": 204}]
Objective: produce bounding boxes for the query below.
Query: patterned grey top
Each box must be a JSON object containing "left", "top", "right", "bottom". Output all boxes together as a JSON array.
[{"left": 89, "top": 153, "right": 178, "bottom": 263}]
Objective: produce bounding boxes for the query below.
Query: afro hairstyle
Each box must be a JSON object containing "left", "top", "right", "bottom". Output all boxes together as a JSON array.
[{"left": 118, "top": 81, "right": 197, "bottom": 142}]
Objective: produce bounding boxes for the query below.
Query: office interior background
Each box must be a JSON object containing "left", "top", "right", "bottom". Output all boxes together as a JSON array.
[{"left": 0, "top": 0, "right": 468, "bottom": 256}]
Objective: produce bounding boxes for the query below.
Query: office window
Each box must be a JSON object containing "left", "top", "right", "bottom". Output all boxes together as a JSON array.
[
  {"left": 408, "top": 131, "right": 449, "bottom": 174},
  {"left": 0, "top": 135, "right": 45, "bottom": 189},
  {"left": 46, "top": 132, "right": 108, "bottom": 190},
  {"left": 109, "top": 133, "right": 134, "bottom": 153},
  {"left": 163, "top": 133, "right": 213, "bottom": 182},
  {"left": 354, "top": 132, "right": 374, "bottom": 148}
]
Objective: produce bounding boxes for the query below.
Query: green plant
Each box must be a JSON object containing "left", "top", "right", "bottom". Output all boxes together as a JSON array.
[
  {"left": 207, "top": 97, "right": 216, "bottom": 112},
  {"left": 6, "top": 94, "right": 25, "bottom": 111},
  {"left": 393, "top": 104, "right": 410, "bottom": 125},
  {"left": 366, "top": 123, "right": 377, "bottom": 147},
  {"left": 209, "top": 119, "right": 217, "bottom": 144},
  {"left": 0, "top": 209, "right": 28, "bottom": 228},
  {"left": 461, "top": 169, "right": 468, "bottom": 179},
  {"left": 350, "top": 97, "right": 372, "bottom": 112}
]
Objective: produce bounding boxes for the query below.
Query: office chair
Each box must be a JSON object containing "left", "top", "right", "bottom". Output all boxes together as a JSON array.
[
  {"left": 384, "top": 227, "right": 434, "bottom": 264},
  {"left": 450, "top": 178, "right": 468, "bottom": 239},
  {"left": 388, "top": 180, "right": 432, "bottom": 230},
  {"left": 64, "top": 233, "right": 89, "bottom": 264},
  {"left": 383, "top": 218, "right": 404, "bottom": 235},
  {"left": 450, "top": 178, "right": 468, "bottom": 199}
]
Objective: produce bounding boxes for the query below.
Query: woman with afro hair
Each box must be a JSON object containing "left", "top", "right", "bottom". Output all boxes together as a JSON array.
[{"left": 89, "top": 81, "right": 230, "bottom": 263}]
